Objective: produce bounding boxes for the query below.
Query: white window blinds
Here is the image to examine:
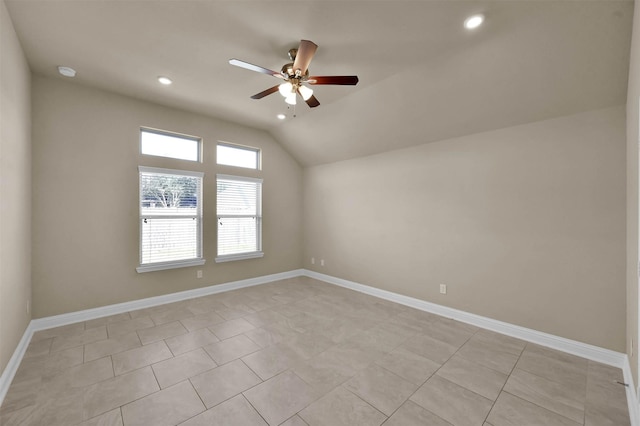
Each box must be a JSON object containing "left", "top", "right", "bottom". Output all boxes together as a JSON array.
[
  {"left": 216, "top": 174, "right": 263, "bottom": 260},
  {"left": 138, "top": 166, "right": 204, "bottom": 271}
]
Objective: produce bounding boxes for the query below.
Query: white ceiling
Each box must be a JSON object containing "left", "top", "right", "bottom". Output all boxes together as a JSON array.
[{"left": 5, "top": 0, "right": 633, "bottom": 166}]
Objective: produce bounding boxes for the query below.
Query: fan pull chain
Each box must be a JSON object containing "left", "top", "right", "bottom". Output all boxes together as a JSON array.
[{"left": 287, "top": 104, "right": 297, "bottom": 118}]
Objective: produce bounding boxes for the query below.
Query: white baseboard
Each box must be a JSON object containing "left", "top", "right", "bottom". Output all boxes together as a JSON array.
[
  {"left": 0, "top": 269, "right": 302, "bottom": 406},
  {"left": 304, "top": 269, "right": 638, "bottom": 425},
  {"left": 1, "top": 267, "right": 636, "bottom": 425},
  {"left": 0, "top": 321, "right": 34, "bottom": 408},
  {"left": 623, "top": 356, "right": 640, "bottom": 426},
  {"left": 303, "top": 270, "right": 627, "bottom": 368},
  {"left": 30, "top": 269, "right": 304, "bottom": 332}
]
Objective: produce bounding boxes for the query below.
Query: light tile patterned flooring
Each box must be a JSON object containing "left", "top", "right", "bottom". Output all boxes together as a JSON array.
[{"left": 0, "top": 277, "right": 630, "bottom": 426}]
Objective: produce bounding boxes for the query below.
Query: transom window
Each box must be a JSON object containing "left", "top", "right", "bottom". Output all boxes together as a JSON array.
[
  {"left": 217, "top": 142, "right": 260, "bottom": 169},
  {"left": 141, "top": 128, "right": 201, "bottom": 162},
  {"left": 137, "top": 166, "right": 205, "bottom": 272}
]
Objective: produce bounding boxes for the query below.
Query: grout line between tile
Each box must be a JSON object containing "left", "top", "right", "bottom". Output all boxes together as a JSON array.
[
  {"left": 480, "top": 341, "right": 528, "bottom": 425},
  {"left": 109, "top": 355, "right": 115, "bottom": 378},
  {"left": 239, "top": 357, "right": 263, "bottom": 383},
  {"left": 187, "top": 376, "right": 208, "bottom": 409},
  {"left": 242, "top": 393, "right": 272, "bottom": 425},
  {"left": 339, "top": 384, "right": 389, "bottom": 421},
  {"left": 500, "top": 388, "right": 586, "bottom": 425},
  {"left": 392, "top": 324, "right": 491, "bottom": 425}
]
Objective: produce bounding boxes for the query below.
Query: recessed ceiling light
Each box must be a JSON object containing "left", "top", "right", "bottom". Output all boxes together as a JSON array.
[
  {"left": 57, "top": 66, "right": 76, "bottom": 78},
  {"left": 277, "top": 114, "right": 286, "bottom": 120},
  {"left": 464, "top": 14, "right": 484, "bottom": 30},
  {"left": 158, "top": 76, "right": 172, "bottom": 85}
]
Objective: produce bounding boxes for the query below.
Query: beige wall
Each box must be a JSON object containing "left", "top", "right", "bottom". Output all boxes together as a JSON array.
[
  {"left": 627, "top": 0, "right": 640, "bottom": 391},
  {"left": 304, "top": 106, "right": 626, "bottom": 352},
  {"left": 0, "top": 0, "right": 32, "bottom": 373},
  {"left": 2, "top": 5, "right": 631, "bottom": 381},
  {"left": 31, "top": 75, "right": 302, "bottom": 318}
]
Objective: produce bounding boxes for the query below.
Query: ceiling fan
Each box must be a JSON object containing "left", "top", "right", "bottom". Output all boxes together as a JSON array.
[{"left": 229, "top": 40, "right": 359, "bottom": 108}]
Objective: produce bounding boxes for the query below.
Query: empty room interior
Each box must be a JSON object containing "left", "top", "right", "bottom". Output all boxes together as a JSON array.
[{"left": 2, "top": 0, "right": 640, "bottom": 425}]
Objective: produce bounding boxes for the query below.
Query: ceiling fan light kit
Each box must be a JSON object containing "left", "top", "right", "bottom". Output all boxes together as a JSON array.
[
  {"left": 278, "top": 82, "right": 293, "bottom": 97},
  {"left": 285, "top": 92, "right": 297, "bottom": 105},
  {"left": 229, "top": 39, "right": 359, "bottom": 110},
  {"left": 298, "top": 85, "right": 314, "bottom": 101}
]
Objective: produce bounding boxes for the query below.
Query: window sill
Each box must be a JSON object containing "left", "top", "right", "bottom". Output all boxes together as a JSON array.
[
  {"left": 215, "top": 251, "right": 264, "bottom": 263},
  {"left": 136, "top": 258, "right": 206, "bottom": 273}
]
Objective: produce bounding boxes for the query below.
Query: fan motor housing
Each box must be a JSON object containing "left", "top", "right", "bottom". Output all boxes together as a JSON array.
[{"left": 281, "top": 62, "right": 309, "bottom": 80}]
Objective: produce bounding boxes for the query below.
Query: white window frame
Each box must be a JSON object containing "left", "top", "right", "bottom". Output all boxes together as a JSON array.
[
  {"left": 215, "top": 174, "right": 264, "bottom": 263},
  {"left": 137, "top": 166, "right": 205, "bottom": 273}
]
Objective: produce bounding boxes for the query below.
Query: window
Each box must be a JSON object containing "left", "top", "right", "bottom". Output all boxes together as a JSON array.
[
  {"left": 141, "top": 128, "right": 201, "bottom": 162},
  {"left": 137, "top": 166, "right": 205, "bottom": 272},
  {"left": 217, "top": 142, "right": 260, "bottom": 169},
  {"left": 216, "top": 174, "right": 263, "bottom": 262}
]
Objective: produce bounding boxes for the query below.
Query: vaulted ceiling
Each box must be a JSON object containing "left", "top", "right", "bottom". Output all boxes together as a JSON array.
[{"left": 5, "top": 0, "right": 633, "bottom": 166}]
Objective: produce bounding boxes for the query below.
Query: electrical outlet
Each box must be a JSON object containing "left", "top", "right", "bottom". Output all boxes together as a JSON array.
[
  {"left": 320, "top": 259, "right": 325, "bottom": 267},
  {"left": 439, "top": 284, "right": 447, "bottom": 294},
  {"left": 311, "top": 257, "right": 315, "bottom": 265},
  {"left": 196, "top": 270, "right": 203, "bottom": 279}
]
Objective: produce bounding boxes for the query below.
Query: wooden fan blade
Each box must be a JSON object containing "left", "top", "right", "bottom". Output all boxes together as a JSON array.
[
  {"left": 251, "top": 85, "right": 280, "bottom": 99},
  {"left": 293, "top": 40, "right": 318, "bottom": 74},
  {"left": 229, "top": 59, "right": 284, "bottom": 79},
  {"left": 305, "top": 95, "right": 320, "bottom": 108},
  {"left": 308, "top": 76, "right": 359, "bottom": 85},
  {"left": 302, "top": 93, "right": 320, "bottom": 108}
]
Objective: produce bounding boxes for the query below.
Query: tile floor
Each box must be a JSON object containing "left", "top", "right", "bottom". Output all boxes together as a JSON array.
[{"left": 0, "top": 276, "right": 631, "bottom": 426}]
